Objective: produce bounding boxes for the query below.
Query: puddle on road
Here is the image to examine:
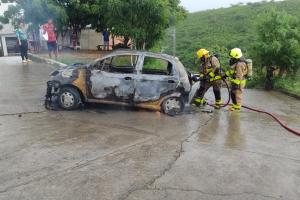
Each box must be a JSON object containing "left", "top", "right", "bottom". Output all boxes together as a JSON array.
[{"left": 197, "top": 110, "right": 247, "bottom": 150}]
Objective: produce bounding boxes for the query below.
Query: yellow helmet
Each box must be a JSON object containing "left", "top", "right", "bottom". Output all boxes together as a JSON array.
[
  {"left": 197, "top": 49, "right": 209, "bottom": 59},
  {"left": 229, "top": 48, "right": 243, "bottom": 59}
]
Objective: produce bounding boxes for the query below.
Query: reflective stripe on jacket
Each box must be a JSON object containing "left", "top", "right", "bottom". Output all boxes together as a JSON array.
[{"left": 229, "top": 61, "right": 248, "bottom": 85}]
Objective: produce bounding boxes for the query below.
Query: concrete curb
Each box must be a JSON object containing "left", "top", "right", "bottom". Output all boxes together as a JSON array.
[
  {"left": 28, "top": 53, "right": 68, "bottom": 69},
  {"left": 275, "top": 89, "right": 300, "bottom": 100}
]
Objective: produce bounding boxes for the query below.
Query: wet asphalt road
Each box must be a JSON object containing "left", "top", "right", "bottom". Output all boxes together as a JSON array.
[{"left": 0, "top": 56, "right": 299, "bottom": 200}]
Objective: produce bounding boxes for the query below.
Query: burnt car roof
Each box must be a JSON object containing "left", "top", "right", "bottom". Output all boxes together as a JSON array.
[{"left": 105, "top": 50, "right": 179, "bottom": 62}]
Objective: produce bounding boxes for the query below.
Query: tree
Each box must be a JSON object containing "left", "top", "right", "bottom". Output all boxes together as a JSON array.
[
  {"left": 110, "top": 0, "right": 169, "bottom": 49},
  {"left": 0, "top": 15, "right": 9, "bottom": 30},
  {"left": 168, "top": 0, "right": 187, "bottom": 23},
  {"left": 90, "top": 0, "right": 186, "bottom": 50},
  {"left": 55, "top": 0, "right": 95, "bottom": 45},
  {"left": 0, "top": 0, "right": 68, "bottom": 47},
  {"left": 0, "top": 0, "right": 68, "bottom": 28},
  {"left": 255, "top": 9, "right": 300, "bottom": 77},
  {"left": 1, "top": 0, "right": 186, "bottom": 50}
]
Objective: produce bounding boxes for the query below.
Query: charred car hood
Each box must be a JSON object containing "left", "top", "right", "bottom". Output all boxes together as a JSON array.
[{"left": 50, "top": 63, "right": 87, "bottom": 77}]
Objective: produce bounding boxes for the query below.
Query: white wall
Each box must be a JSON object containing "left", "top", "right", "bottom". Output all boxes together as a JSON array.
[
  {"left": 80, "top": 29, "right": 103, "bottom": 50},
  {"left": 0, "top": 36, "right": 7, "bottom": 56},
  {"left": 56, "top": 29, "right": 104, "bottom": 50},
  {"left": 0, "top": 34, "right": 16, "bottom": 56}
]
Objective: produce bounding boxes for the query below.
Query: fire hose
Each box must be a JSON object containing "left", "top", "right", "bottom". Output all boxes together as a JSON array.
[
  {"left": 241, "top": 105, "right": 300, "bottom": 137},
  {"left": 202, "top": 78, "right": 300, "bottom": 137}
]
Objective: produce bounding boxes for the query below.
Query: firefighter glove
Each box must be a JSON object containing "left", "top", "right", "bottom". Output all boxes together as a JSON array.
[{"left": 230, "top": 78, "right": 241, "bottom": 85}]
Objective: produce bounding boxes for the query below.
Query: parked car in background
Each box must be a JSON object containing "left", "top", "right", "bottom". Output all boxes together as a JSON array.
[{"left": 46, "top": 50, "right": 191, "bottom": 115}]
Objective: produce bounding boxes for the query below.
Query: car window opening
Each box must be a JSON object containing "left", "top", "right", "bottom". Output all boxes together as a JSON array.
[
  {"left": 142, "top": 57, "right": 173, "bottom": 76},
  {"left": 101, "top": 55, "right": 138, "bottom": 74}
]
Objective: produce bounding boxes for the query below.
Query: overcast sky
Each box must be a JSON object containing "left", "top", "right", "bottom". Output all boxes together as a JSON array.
[
  {"left": 1, "top": 1, "right": 283, "bottom": 15},
  {"left": 0, "top": 3, "right": 11, "bottom": 15},
  {"left": 180, "top": 0, "right": 282, "bottom": 12}
]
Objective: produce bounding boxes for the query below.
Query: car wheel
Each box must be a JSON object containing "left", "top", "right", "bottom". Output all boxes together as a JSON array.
[
  {"left": 162, "top": 97, "right": 184, "bottom": 116},
  {"left": 58, "top": 87, "right": 81, "bottom": 110}
]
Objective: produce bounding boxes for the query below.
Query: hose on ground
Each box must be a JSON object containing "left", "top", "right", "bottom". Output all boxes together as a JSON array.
[
  {"left": 220, "top": 78, "right": 231, "bottom": 108},
  {"left": 242, "top": 105, "right": 300, "bottom": 137},
  {"left": 205, "top": 78, "right": 300, "bottom": 137},
  {"left": 206, "top": 78, "right": 231, "bottom": 108}
]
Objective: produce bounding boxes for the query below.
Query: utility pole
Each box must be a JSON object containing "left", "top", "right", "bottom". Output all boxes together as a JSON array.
[
  {"left": 171, "top": 2, "right": 176, "bottom": 56},
  {"left": 173, "top": 25, "right": 176, "bottom": 56}
]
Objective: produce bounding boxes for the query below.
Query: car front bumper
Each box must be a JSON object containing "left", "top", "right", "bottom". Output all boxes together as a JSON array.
[{"left": 45, "top": 81, "right": 61, "bottom": 109}]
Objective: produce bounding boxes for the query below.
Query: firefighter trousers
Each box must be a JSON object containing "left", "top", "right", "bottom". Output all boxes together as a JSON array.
[
  {"left": 230, "top": 84, "right": 245, "bottom": 107},
  {"left": 196, "top": 80, "right": 222, "bottom": 102}
]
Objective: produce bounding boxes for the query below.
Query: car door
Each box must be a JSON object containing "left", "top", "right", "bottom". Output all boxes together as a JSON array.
[
  {"left": 88, "top": 54, "right": 139, "bottom": 102},
  {"left": 134, "top": 55, "right": 179, "bottom": 102}
]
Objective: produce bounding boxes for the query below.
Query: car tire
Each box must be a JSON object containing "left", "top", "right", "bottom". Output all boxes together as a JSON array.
[
  {"left": 58, "top": 87, "right": 81, "bottom": 110},
  {"left": 162, "top": 97, "right": 184, "bottom": 116}
]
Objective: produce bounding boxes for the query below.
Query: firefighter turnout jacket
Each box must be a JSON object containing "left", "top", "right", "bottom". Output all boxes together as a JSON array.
[{"left": 199, "top": 56, "right": 221, "bottom": 82}]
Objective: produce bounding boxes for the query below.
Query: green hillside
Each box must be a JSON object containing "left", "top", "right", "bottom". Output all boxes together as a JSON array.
[{"left": 162, "top": 0, "right": 300, "bottom": 71}]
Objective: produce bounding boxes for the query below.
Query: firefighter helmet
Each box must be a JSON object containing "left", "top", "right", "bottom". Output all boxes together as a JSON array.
[
  {"left": 197, "top": 49, "right": 209, "bottom": 59},
  {"left": 229, "top": 48, "right": 243, "bottom": 59}
]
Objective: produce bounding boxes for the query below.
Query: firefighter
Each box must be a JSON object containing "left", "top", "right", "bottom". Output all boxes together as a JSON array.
[
  {"left": 194, "top": 49, "right": 223, "bottom": 109},
  {"left": 226, "top": 48, "right": 248, "bottom": 111}
]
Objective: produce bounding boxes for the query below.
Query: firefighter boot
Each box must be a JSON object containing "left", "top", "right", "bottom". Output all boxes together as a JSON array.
[
  {"left": 229, "top": 104, "right": 241, "bottom": 112},
  {"left": 194, "top": 98, "right": 206, "bottom": 107},
  {"left": 214, "top": 90, "right": 222, "bottom": 109},
  {"left": 215, "top": 100, "right": 223, "bottom": 109}
]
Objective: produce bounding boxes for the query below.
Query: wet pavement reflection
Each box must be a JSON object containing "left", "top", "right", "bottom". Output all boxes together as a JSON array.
[
  {"left": 225, "top": 112, "right": 245, "bottom": 149},
  {"left": 0, "top": 57, "right": 299, "bottom": 200}
]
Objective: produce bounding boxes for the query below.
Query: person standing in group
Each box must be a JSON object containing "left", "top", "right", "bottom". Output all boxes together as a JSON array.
[
  {"left": 225, "top": 48, "right": 248, "bottom": 111},
  {"left": 43, "top": 19, "right": 58, "bottom": 59},
  {"left": 15, "top": 22, "right": 31, "bottom": 63},
  {"left": 194, "top": 48, "right": 223, "bottom": 109},
  {"left": 103, "top": 29, "right": 110, "bottom": 51}
]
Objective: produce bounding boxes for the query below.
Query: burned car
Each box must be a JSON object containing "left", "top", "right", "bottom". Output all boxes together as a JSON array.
[{"left": 46, "top": 50, "right": 191, "bottom": 115}]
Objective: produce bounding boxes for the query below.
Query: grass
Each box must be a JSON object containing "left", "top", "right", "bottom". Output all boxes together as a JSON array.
[
  {"left": 143, "top": 57, "right": 169, "bottom": 70},
  {"left": 274, "top": 73, "right": 300, "bottom": 96},
  {"left": 160, "top": 0, "right": 300, "bottom": 96},
  {"left": 162, "top": 0, "right": 300, "bottom": 70},
  {"left": 246, "top": 74, "right": 266, "bottom": 89},
  {"left": 246, "top": 70, "right": 300, "bottom": 97}
]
